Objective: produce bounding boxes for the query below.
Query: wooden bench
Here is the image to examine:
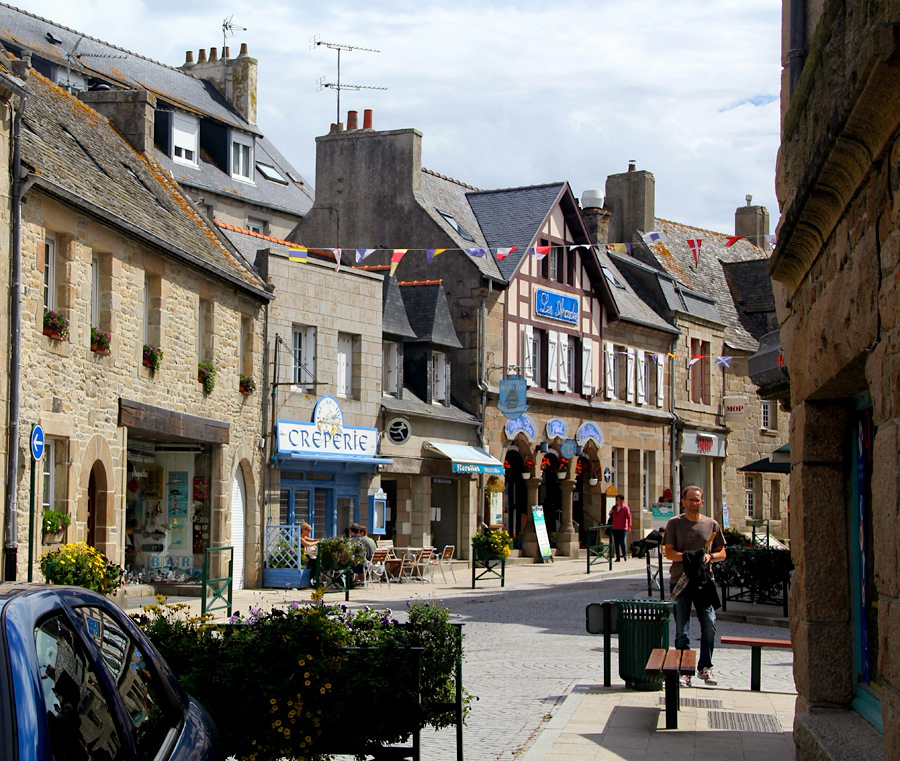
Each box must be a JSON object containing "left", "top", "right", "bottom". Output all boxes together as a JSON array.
[
  {"left": 721, "top": 636, "right": 792, "bottom": 691},
  {"left": 645, "top": 648, "right": 696, "bottom": 729}
]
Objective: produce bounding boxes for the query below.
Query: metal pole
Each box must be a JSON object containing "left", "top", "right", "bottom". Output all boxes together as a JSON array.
[
  {"left": 27, "top": 456, "right": 34, "bottom": 582},
  {"left": 603, "top": 602, "right": 611, "bottom": 687}
]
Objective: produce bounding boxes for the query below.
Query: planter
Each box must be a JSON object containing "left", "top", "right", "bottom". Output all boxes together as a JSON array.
[
  {"left": 264, "top": 567, "right": 311, "bottom": 589},
  {"left": 239, "top": 388, "right": 253, "bottom": 396},
  {"left": 142, "top": 358, "right": 153, "bottom": 368},
  {"left": 521, "top": 473, "right": 531, "bottom": 480},
  {"left": 589, "top": 478, "right": 598, "bottom": 486},
  {"left": 91, "top": 344, "right": 110, "bottom": 355},
  {"left": 42, "top": 531, "right": 65, "bottom": 545},
  {"left": 557, "top": 472, "right": 567, "bottom": 480},
  {"left": 43, "top": 329, "right": 65, "bottom": 341}
]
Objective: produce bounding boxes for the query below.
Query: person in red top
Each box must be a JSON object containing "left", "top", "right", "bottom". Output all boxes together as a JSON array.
[{"left": 609, "top": 494, "right": 632, "bottom": 562}]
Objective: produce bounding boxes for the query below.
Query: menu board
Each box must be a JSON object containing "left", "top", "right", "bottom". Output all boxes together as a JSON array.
[{"left": 532, "top": 505, "right": 553, "bottom": 563}]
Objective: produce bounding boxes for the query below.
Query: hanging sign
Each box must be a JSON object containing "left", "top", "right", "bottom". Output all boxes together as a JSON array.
[
  {"left": 546, "top": 418, "right": 567, "bottom": 439},
  {"left": 682, "top": 430, "right": 726, "bottom": 458},
  {"left": 560, "top": 439, "right": 577, "bottom": 460},
  {"left": 498, "top": 376, "right": 528, "bottom": 420},
  {"left": 575, "top": 422, "right": 604, "bottom": 448},
  {"left": 723, "top": 395, "right": 747, "bottom": 421},
  {"left": 532, "top": 505, "right": 554, "bottom": 563},
  {"left": 505, "top": 414, "right": 536, "bottom": 443},
  {"left": 534, "top": 289, "right": 579, "bottom": 325}
]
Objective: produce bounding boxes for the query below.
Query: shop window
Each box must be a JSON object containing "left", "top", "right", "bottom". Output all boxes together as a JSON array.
[
  {"left": 336, "top": 497, "right": 356, "bottom": 535},
  {"left": 292, "top": 326, "right": 316, "bottom": 390}
]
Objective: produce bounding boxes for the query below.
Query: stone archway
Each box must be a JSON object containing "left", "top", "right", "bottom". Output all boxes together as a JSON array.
[{"left": 79, "top": 435, "right": 116, "bottom": 562}]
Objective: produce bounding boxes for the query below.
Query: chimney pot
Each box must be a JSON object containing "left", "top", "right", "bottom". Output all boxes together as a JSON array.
[
  {"left": 239, "top": 43, "right": 249, "bottom": 57},
  {"left": 185, "top": 50, "right": 194, "bottom": 65},
  {"left": 628, "top": 160, "right": 636, "bottom": 172},
  {"left": 197, "top": 48, "right": 207, "bottom": 63},
  {"left": 363, "top": 109, "right": 373, "bottom": 129},
  {"left": 746, "top": 194, "right": 753, "bottom": 206},
  {"left": 223, "top": 46, "right": 230, "bottom": 59},
  {"left": 209, "top": 47, "right": 218, "bottom": 62},
  {"left": 347, "top": 110, "right": 358, "bottom": 130}
]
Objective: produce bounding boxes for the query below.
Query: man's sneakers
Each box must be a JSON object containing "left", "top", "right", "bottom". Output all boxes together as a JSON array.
[
  {"left": 698, "top": 668, "right": 718, "bottom": 686},
  {"left": 682, "top": 674, "right": 692, "bottom": 687}
]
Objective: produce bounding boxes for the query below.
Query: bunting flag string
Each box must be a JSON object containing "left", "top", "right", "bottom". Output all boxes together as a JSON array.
[
  {"left": 641, "top": 230, "right": 668, "bottom": 245},
  {"left": 687, "top": 239, "right": 702, "bottom": 268},
  {"left": 331, "top": 248, "right": 342, "bottom": 273},
  {"left": 288, "top": 246, "right": 308, "bottom": 263},
  {"left": 356, "top": 248, "right": 376, "bottom": 264},
  {"left": 389, "top": 249, "right": 407, "bottom": 278},
  {"left": 607, "top": 243, "right": 633, "bottom": 255},
  {"left": 426, "top": 248, "right": 446, "bottom": 264},
  {"left": 725, "top": 236, "right": 745, "bottom": 247},
  {"left": 715, "top": 356, "right": 733, "bottom": 368},
  {"left": 496, "top": 247, "right": 518, "bottom": 261}
]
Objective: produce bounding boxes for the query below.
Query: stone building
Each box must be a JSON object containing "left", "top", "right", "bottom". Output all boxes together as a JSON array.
[
  {"left": 771, "top": 0, "right": 899, "bottom": 756},
  {"left": 2, "top": 69, "right": 270, "bottom": 587},
  {"left": 599, "top": 166, "right": 790, "bottom": 535},
  {"left": 0, "top": 4, "right": 313, "bottom": 241}
]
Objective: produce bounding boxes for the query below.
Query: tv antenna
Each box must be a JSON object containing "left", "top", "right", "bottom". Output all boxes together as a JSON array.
[
  {"left": 65, "top": 33, "right": 125, "bottom": 93},
  {"left": 310, "top": 34, "right": 387, "bottom": 127},
  {"left": 222, "top": 15, "right": 247, "bottom": 58}
]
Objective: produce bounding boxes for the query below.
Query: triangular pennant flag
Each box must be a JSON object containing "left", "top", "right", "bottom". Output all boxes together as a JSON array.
[
  {"left": 650, "top": 353, "right": 662, "bottom": 364},
  {"left": 667, "top": 352, "right": 679, "bottom": 359},
  {"left": 688, "top": 355, "right": 703, "bottom": 368},
  {"left": 687, "top": 239, "right": 702, "bottom": 268},
  {"left": 465, "top": 248, "right": 488, "bottom": 258},
  {"left": 356, "top": 248, "right": 376, "bottom": 264},
  {"left": 607, "top": 243, "right": 630, "bottom": 255},
  {"left": 531, "top": 246, "right": 551, "bottom": 260},
  {"left": 715, "top": 356, "right": 733, "bottom": 368},
  {"left": 288, "top": 246, "right": 307, "bottom": 263},
  {"left": 332, "top": 248, "right": 342, "bottom": 273},
  {"left": 426, "top": 248, "right": 446, "bottom": 265},
  {"left": 496, "top": 247, "right": 518, "bottom": 261},
  {"left": 389, "top": 249, "right": 407, "bottom": 278},
  {"left": 725, "top": 236, "right": 745, "bottom": 247},
  {"left": 641, "top": 231, "right": 668, "bottom": 245}
]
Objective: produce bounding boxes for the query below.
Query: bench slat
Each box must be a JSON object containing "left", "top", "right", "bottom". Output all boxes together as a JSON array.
[
  {"left": 662, "top": 650, "right": 683, "bottom": 675},
  {"left": 680, "top": 650, "right": 697, "bottom": 675},
  {"left": 721, "top": 636, "right": 792, "bottom": 649},
  {"left": 645, "top": 648, "right": 666, "bottom": 674}
]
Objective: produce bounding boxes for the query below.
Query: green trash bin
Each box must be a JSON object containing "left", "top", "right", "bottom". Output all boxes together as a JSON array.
[{"left": 612, "top": 599, "right": 676, "bottom": 691}]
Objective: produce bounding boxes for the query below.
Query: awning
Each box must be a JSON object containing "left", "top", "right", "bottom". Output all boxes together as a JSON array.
[
  {"left": 425, "top": 442, "right": 504, "bottom": 475},
  {"left": 274, "top": 451, "right": 393, "bottom": 473},
  {"left": 738, "top": 457, "right": 790, "bottom": 474}
]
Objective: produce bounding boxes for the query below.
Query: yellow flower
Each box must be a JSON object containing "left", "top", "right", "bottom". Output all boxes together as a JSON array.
[
  {"left": 319, "top": 687, "right": 325, "bottom": 694},
  {"left": 270, "top": 698, "right": 276, "bottom": 705},
  {"left": 305, "top": 680, "right": 310, "bottom": 686}
]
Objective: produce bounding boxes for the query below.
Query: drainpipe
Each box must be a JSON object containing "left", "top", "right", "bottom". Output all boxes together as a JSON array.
[
  {"left": 477, "top": 279, "right": 493, "bottom": 528},
  {"left": 668, "top": 332, "right": 679, "bottom": 507},
  {"left": 788, "top": 0, "right": 807, "bottom": 96},
  {"left": 4, "top": 82, "right": 29, "bottom": 580}
]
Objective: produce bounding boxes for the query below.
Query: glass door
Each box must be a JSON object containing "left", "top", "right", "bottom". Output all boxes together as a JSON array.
[{"left": 280, "top": 485, "right": 331, "bottom": 538}]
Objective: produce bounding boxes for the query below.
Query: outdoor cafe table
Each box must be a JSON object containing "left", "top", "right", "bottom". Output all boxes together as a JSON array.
[{"left": 384, "top": 547, "right": 432, "bottom": 580}]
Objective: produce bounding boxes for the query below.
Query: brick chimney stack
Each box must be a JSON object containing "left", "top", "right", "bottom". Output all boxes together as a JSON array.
[
  {"left": 604, "top": 162, "right": 656, "bottom": 244},
  {"left": 734, "top": 194, "right": 770, "bottom": 249},
  {"left": 180, "top": 43, "right": 258, "bottom": 125}
]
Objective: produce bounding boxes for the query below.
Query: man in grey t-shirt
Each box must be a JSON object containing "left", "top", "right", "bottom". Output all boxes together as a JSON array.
[{"left": 664, "top": 486, "right": 726, "bottom": 686}]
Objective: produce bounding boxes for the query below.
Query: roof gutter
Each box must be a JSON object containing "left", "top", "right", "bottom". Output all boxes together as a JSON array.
[
  {"left": 29, "top": 176, "right": 274, "bottom": 303},
  {"left": 4, "top": 84, "right": 27, "bottom": 580}
]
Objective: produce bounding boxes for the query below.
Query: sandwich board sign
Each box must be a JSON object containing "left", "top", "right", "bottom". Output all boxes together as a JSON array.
[{"left": 532, "top": 505, "right": 553, "bottom": 563}]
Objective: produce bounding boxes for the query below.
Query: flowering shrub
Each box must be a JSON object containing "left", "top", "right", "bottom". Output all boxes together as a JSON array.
[
  {"left": 40, "top": 542, "right": 124, "bottom": 594},
  {"left": 90, "top": 325, "right": 111, "bottom": 352},
  {"left": 239, "top": 373, "right": 257, "bottom": 393},
  {"left": 143, "top": 344, "right": 163, "bottom": 373},
  {"left": 557, "top": 456, "right": 570, "bottom": 474},
  {"left": 472, "top": 528, "right": 513, "bottom": 559},
  {"left": 523, "top": 457, "right": 535, "bottom": 471},
  {"left": 316, "top": 536, "right": 366, "bottom": 570},
  {"left": 134, "top": 598, "right": 467, "bottom": 760},
  {"left": 43, "top": 308, "right": 69, "bottom": 339},
  {"left": 198, "top": 361, "right": 216, "bottom": 394},
  {"left": 540, "top": 456, "right": 551, "bottom": 471}
]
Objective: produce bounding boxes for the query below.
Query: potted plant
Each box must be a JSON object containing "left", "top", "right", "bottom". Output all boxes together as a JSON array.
[
  {"left": 521, "top": 457, "right": 534, "bottom": 480},
  {"left": 316, "top": 536, "right": 365, "bottom": 571},
  {"left": 557, "top": 456, "right": 570, "bottom": 479},
  {"left": 239, "top": 374, "right": 256, "bottom": 395},
  {"left": 198, "top": 362, "right": 216, "bottom": 394},
  {"left": 472, "top": 528, "right": 513, "bottom": 560},
  {"left": 43, "top": 308, "right": 69, "bottom": 340},
  {"left": 41, "top": 509, "right": 71, "bottom": 544},
  {"left": 143, "top": 344, "right": 163, "bottom": 373},
  {"left": 40, "top": 542, "right": 124, "bottom": 594},
  {"left": 90, "top": 326, "right": 111, "bottom": 354}
]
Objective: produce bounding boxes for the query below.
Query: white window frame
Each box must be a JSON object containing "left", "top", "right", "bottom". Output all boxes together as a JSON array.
[
  {"left": 547, "top": 331, "right": 558, "bottom": 392},
  {"left": 656, "top": 355, "right": 665, "bottom": 407},
  {"left": 761, "top": 400, "right": 775, "bottom": 430},
  {"left": 604, "top": 342, "right": 615, "bottom": 399},
  {"left": 548, "top": 251, "right": 558, "bottom": 281},
  {"left": 745, "top": 475, "right": 756, "bottom": 519},
  {"left": 626, "top": 348, "right": 636, "bottom": 403},
  {"left": 581, "top": 337, "right": 593, "bottom": 397},
  {"left": 382, "top": 341, "right": 399, "bottom": 396},
  {"left": 172, "top": 113, "right": 199, "bottom": 167},
  {"left": 90, "top": 254, "right": 100, "bottom": 328},
  {"left": 42, "top": 440, "right": 56, "bottom": 512},
  {"left": 337, "top": 333, "right": 353, "bottom": 398},
  {"left": 292, "top": 326, "right": 317, "bottom": 390},
  {"left": 230, "top": 132, "right": 254, "bottom": 182},
  {"left": 558, "top": 333, "right": 570, "bottom": 392},
  {"left": 432, "top": 351, "right": 447, "bottom": 403},
  {"left": 247, "top": 218, "right": 266, "bottom": 235},
  {"left": 636, "top": 349, "right": 647, "bottom": 405},
  {"left": 523, "top": 325, "right": 534, "bottom": 386},
  {"left": 43, "top": 238, "right": 56, "bottom": 311}
]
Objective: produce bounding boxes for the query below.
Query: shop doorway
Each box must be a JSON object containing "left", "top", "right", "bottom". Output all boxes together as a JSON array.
[
  {"left": 431, "top": 478, "right": 458, "bottom": 550},
  {"left": 230, "top": 469, "right": 246, "bottom": 590},
  {"left": 87, "top": 469, "right": 97, "bottom": 548},
  {"left": 280, "top": 482, "right": 332, "bottom": 537}
]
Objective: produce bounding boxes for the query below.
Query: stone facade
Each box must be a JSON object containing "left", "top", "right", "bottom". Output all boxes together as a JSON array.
[{"left": 772, "top": 0, "right": 899, "bottom": 757}]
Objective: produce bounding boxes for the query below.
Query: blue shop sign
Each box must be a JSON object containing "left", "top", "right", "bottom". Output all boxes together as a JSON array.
[
  {"left": 277, "top": 395, "right": 377, "bottom": 458},
  {"left": 546, "top": 418, "right": 567, "bottom": 439},
  {"left": 535, "top": 289, "right": 579, "bottom": 325},
  {"left": 498, "top": 376, "right": 528, "bottom": 420},
  {"left": 576, "top": 422, "right": 604, "bottom": 448},
  {"left": 505, "top": 414, "right": 536, "bottom": 443},
  {"left": 560, "top": 439, "right": 577, "bottom": 460}
]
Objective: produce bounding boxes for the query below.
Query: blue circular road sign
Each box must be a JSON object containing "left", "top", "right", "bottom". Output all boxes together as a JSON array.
[{"left": 30, "top": 425, "right": 45, "bottom": 461}]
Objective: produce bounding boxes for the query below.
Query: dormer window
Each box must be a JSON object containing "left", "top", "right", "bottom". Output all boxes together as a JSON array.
[
  {"left": 172, "top": 113, "right": 199, "bottom": 166},
  {"left": 436, "top": 209, "right": 475, "bottom": 242},
  {"left": 231, "top": 132, "right": 254, "bottom": 182}
]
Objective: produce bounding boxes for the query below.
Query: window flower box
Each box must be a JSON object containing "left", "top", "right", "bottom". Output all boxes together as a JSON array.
[
  {"left": 90, "top": 326, "right": 111, "bottom": 354},
  {"left": 43, "top": 309, "right": 69, "bottom": 341},
  {"left": 198, "top": 362, "right": 217, "bottom": 394},
  {"left": 239, "top": 374, "right": 256, "bottom": 395},
  {"left": 143, "top": 344, "right": 163, "bottom": 373}
]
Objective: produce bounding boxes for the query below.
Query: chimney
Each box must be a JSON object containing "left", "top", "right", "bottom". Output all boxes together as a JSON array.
[
  {"left": 347, "top": 110, "right": 358, "bottom": 131},
  {"left": 78, "top": 89, "right": 157, "bottom": 154},
  {"left": 223, "top": 46, "right": 230, "bottom": 59},
  {"left": 734, "top": 195, "right": 771, "bottom": 249},
  {"left": 604, "top": 163, "right": 656, "bottom": 245},
  {"left": 179, "top": 43, "right": 258, "bottom": 126},
  {"left": 363, "top": 109, "right": 373, "bottom": 129},
  {"left": 184, "top": 50, "right": 194, "bottom": 66},
  {"left": 581, "top": 190, "right": 611, "bottom": 245}
]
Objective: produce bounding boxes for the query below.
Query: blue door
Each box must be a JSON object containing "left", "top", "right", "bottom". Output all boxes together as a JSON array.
[{"left": 280, "top": 484, "right": 333, "bottom": 538}]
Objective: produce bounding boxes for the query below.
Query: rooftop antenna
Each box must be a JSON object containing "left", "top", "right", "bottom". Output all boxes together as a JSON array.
[
  {"left": 222, "top": 15, "right": 247, "bottom": 59},
  {"left": 310, "top": 34, "right": 387, "bottom": 127},
  {"left": 65, "top": 34, "right": 125, "bottom": 93}
]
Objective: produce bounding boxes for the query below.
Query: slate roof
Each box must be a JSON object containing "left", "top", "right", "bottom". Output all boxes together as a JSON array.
[
  {"left": 398, "top": 281, "right": 463, "bottom": 348},
  {"left": 721, "top": 259, "right": 777, "bottom": 340},
  {"left": 467, "top": 183, "right": 566, "bottom": 280},
  {"left": 23, "top": 72, "right": 268, "bottom": 298},
  {"left": 215, "top": 222, "right": 299, "bottom": 270},
  {"left": 382, "top": 277, "right": 417, "bottom": 339},
  {"left": 637, "top": 218, "right": 771, "bottom": 352},
  {"left": 0, "top": 3, "right": 313, "bottom": 215},
  {"left": 381, "top": 392, "right": 479, "bottom": 426},
  {"left": 418, "top": 169, "right": 503, "bottom": 281},
  {"left": 595, "top": 247, "right": 678, "bottom": 334}
]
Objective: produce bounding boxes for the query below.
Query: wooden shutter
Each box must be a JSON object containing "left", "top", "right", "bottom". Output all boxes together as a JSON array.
[
  {"left": 604, "top": 342, "right": 615, "bottom": 399},
  {"left": 626, "top": 348, "right": 635, "bottom": 403},
  {"left": 547, "top": 331, "right": 558, "bottom": 391},
  {"left": 636, "top": 349, "right": 646, "bottom": 405},
  {"left": 582, "top": 338, "right": 593, "bottom": 396},
  {"left": 523, "top": 325, "right": 534, "bottom": 386},
  {"left": 656, "top": 355, "right": 665, "bottom": 407}
]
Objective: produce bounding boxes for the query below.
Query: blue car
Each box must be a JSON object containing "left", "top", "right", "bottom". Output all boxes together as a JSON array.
[{"left": 0, "top": 583, "right": 223, "bottom": 760}]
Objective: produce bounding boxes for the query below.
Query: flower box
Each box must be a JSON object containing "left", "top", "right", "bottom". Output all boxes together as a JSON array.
[
  {"left": 239, "top": 374, "right": 256, "bottom": 395},
  {"left": 557, "top": 471, "right": 567, "bottom": 480},
  {"left": 521, "top": 473, "right": 531, "bottom": 480},
  {"left": 589, "top": 478, "right": 599, "bottom": 486},
  {"left": 143, "top": 344, "right": 163, "bottom": 373},
  {"left": 90, "top": 326, "right": 111, "bottom": 354},
  {"left": 43, "top": 309, "right": 69, "bottom": 341},
  {"left": 42, "top": 531, "right": 65, "bottom": 545}
]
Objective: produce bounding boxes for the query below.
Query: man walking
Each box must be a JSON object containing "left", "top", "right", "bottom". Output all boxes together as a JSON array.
[
  {"left": 664, "top": 485, "right": 726, "bottom": 686},
  {"left": 609, "top": 494, "right": 632, "bottom": 562}
]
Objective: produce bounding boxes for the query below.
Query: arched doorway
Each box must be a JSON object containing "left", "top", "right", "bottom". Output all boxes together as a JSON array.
[
  {"left": 539, "top": 452, "right": 562, "bottom": 539},
  {"left": 503, "top": 448, "right": 530, "bottom": 537},
  {"left": 87, "top": 469, "right": 97, "bottom": 548},
  {"left": 230, "top": 467, "right": 247, "bottom": 590}
]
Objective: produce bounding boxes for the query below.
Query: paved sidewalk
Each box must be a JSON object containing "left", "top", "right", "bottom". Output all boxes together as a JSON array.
[{"left": 521, "top": 682, "right": 795, "bottom": 760}]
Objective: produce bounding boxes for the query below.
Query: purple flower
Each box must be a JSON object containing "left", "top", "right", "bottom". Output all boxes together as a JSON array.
[
  {"left": 228, "top": 614, "right": 240, "bottom": 624},
  {"left": 289, "top": 601, "right": 301, "bottom": 610}
]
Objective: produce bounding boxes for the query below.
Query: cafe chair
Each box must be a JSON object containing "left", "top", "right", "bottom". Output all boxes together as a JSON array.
[{"left": 430, "top": 545, "right": 457, "bottom": 583}]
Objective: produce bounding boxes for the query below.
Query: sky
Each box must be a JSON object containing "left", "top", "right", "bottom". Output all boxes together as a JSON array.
[{"left": 17, "top": 0, "right": 783, "bottom": 235}]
